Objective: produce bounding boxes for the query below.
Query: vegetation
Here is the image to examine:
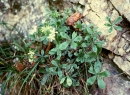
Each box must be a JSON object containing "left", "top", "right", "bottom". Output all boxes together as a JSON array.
[
  {"left": 0, "top": 7, "right": 123, "bottom": 95},
  {"left": 104, "top": 16, "right": 122, "bottom": 33}
]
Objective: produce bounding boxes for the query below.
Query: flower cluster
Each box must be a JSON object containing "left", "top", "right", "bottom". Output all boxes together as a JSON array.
[
  {"left": 41, "top": 26, "right": 58, "bottom": 42},
  {"left": 28, "top": 50, "right": 35, "bottom": 63}
]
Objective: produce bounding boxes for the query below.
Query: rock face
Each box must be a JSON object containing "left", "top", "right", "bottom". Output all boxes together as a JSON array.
[
  {"left": 80, "top": 0, "right": 130, "bottom": 76},
  {"left": 0, "top": 0, "right": 48, "bottom": 43},
  {"left": 110, "top": 0, "right": 130, "bottom": 22}
]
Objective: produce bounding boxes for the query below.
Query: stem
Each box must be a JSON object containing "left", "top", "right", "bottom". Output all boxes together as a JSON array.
[{"left": 45, "top": 42, "right": 52, "bottom": 54}]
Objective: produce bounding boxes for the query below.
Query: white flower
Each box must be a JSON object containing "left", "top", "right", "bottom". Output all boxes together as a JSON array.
[
  {"left": 29, "top": 58, "right": 34, "bottom": 63},
  {"left": 48, "top": 28, "right": 58, "bottom": 42},
  {"left": 28, "top": 50, "right": 35, "bottom": 63},
  {"left": 41, "top": 26, "right": 58, "bottom": 42},
  {"left": 50, "top": 28, "right": 58, "bottom": 34},
  {"left": 47, "top": 33, "right": 55, "bottom": 42},
  {"left": 28, "top": 51, "right": 35, "bottom": 56},
  {"left": 41, "top": 25, "right": 53, "bottom": 32}
]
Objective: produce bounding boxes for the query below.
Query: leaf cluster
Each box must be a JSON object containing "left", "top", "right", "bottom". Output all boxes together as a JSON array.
[
  {"left": 0, "top": 8, "right": 112, "bottom": 95},
  {"left": 104, "top": 16, "right": 122, "bottom": 33}
]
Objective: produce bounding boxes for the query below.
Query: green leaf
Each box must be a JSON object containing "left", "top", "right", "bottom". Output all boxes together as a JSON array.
[
  {"left": 72, "top": 32, "right": 77, "bottom": 39},
  {"left": 56, "top": 50, "right": 61, "bottom": 60},
  {"left": 74, "top": 21, "right": 82, "bottom": 29},
  {"left": 67, "top": 76, "right": 72, "bottom": 86},
  {"left": 25, "top": 42, "right": 33, "bottom": 47},
  {"left": 88, "top": 65, "right": 95, "bottom": 74},
  {"left": 97, "top": 77, "right": 106, "bottom": 89},
  {"left": 51, "top": 60, "right": 58, "bottom": 67},
  {"left": 96, "top": 41, "right": 104, "bottom": 47},
  {"left": 87, "top": 27, "right": 93, "bottom": 34},
  {"left": 61, "top": 64, "right": 68, "bottom": 69},
  {"left": 106, "top": 16, "right": 111, "bottom": 24},
  {"left": 39, "top": 36, "right": 46, "bottom": 41},
  {"left": 92, "top": 44, "right": 97, "bottom": 52},
  {"left": 41, "top": 50, "right": 44, "bottom": 56},
  {"left": 104, "top": 23, "right": 112, "bottom": 27},
  {"left": 60, "top": 77, "right": 66, "bottom": 84},
  {"left": 70, "top": 41, "right": 77, "bottom": 49},
  {"left": 49, "top": 48, "right": 57, "bottom": 55},
  {"left": 84, "top": 35, "right": 90, "bottom": 40},
  {"left": 108, "top": 27, "right": 113, "bottom": 33},
  {"left": 59, "top": 41, "right": 69, "bottom": 50},
  {"left": 95, "top": 41, "right": 104, "bottom": 55},
  {"left": 87, "top": 76, "right": 96, "bottom": 85},
  {"left": 114, "top": 25, "right": 122, "bottom": 31},
  {"left": 114, "top": 16, "right": 122, "bottom": 24},
  {"left": 81, "top": 43, "right": 87, "bottom": 47},
  {"left": 58, "top": 68, "right": 62, "bottom": 78},
  {"left": 41, "top": 74, "right": 50, "bottom": 85},
  {"left": 60, "top": 32, "right": 70, "bottom": 39},
  {"left": 94, "top": 61, "right": 101, "bottom": 73},
  {"left": 74, "top": 36, "right": 82, "bottom": 42},
  {"left": 99, "top": 71, "right": 110, "bottom": 77}
]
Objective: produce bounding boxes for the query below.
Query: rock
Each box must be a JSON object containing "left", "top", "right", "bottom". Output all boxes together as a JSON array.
[
  {"left": 70, "top": 0, "right": 78, "bottom": 3},
  {"left": 79, "top": 0, "right": 86, "bottom": 5},
  {"left": 102, "top": 62, "right": 130, "bottom": 95},
  {"left": 122, "top": 31, "right": 130, "bottom": 42},
  {"left": 110, "top": 0, "right": 130, "bottom": 22},
  {"left": 113, "top": 56, "right": 130, "bottom": 75},
  {"left": 0, "top": 0, "right": 48, "bottom": 42},
  {"left": 91, "top": 58, "right": 130, "bottom": 95},
  {"left": 82, "top": 0, "right": 130, "bottom": 76}
]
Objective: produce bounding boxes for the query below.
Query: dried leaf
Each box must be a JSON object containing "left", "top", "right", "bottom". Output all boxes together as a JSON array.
[
  {"left": 66, "top": 12, "right": 82, "bottom": 26},
  {"left": 15, "top": 62, "right": 25, "bottom": 72}
]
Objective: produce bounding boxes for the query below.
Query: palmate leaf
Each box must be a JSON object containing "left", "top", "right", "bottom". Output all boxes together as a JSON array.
[
  {"left": 70, "top": 41, "right": 77, "bottom": 49},
  {"left": 106, "top": 16, "right": 111, "bottom": 24},
  {"left": 87, "top": 27, "right": 93, "bottom": 34},
  {"left": 74, "top": 21, "right": 82, "bottom": 29},
  {"left": 59, "top": 41, "right": 69, "bottom": 50},
  {"left": 60, "top": 32, "right": 70, "bottom": 39},
  {"left": 58, "top": 68, "right": 62, "bottom": 78},
  {"left": 99, "top": 71, "right": 110, "bottom": 77},
  {"left": 92, "top": 44, "right": 97, "bottom": 53},
  {"left": 114, "top": 25, "right": 122, "bottom": 31},
  {"left": 60, "top": 77, "right": 66, "bottom": 84},
  {"left": 88, "top": 65, "right": 96, "bottom": 74},
  {"left": 67, "top": 76, "right": 72, "bottom": 86},
  {"left": 84, "top": 35, "right": 90, "bottom": 41},
  {"left": 94, "top": 61, "right": 101, "bottom": 74},
  {"left": 72, "top": 32, "right": 77, "bottom": 39},
  {"left": 49, "top": 48, "right": 57, "bottom": 55},
  {"left": 87, "top": 76, "right": 96, "bottom": 85},
  {"left": 41, "top": 74, "right": 50, "bottom": 85},
  {"left": 51, "top": 60, "right": 58, "bottom": 67},
  {"left": 97, "top": 77, "right": 106, "bottom": 89},
  {"left": 104, "top": 23, "right": 112, "bottom": 27},
  {"left": 108, "top": 27, "right": 113, "bottom": 33},
  {"left": 114, "top": 16, "right": 122, "bottom": 24},
  {"left": 73, "top": 35, "right": 82, "bottom": 42}
]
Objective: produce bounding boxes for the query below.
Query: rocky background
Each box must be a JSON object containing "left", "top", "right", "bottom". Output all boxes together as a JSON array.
[{"left": 0, "top": 0, "right": 130, "bottom": 95}]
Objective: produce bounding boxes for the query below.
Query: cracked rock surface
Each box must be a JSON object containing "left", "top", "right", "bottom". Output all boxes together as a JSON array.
[{"left": 81, "top": 0, "right": 130, "bottom": 76}]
